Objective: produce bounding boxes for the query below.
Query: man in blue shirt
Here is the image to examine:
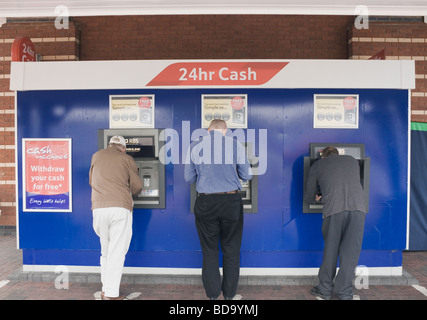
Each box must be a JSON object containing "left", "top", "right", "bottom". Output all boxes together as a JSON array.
[{"left": 185, "top": 119, "right": 252, "bottom": 300}]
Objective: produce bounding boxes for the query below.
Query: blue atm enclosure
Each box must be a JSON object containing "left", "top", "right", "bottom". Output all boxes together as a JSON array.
[{"left": 11, "top": 60, "right": 413, "bottom": 276}]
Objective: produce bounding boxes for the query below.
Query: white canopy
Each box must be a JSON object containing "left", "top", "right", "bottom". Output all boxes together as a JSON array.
[{"left": 1, "top": 0, "right": 427, "bottom": 18}]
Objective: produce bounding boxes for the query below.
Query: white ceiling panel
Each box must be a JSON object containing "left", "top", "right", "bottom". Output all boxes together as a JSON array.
[{"left": 0, "top": 0, "right": 427, "bottom": 17}]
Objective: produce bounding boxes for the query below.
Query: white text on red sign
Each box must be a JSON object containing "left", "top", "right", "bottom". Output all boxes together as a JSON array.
[{"left": 179, "top": 67, "right": 257, "bottom": 82}]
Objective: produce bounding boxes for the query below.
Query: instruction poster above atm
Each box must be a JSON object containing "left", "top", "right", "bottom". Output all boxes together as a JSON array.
[
  {"left": 109, "top": 94, "right": 155, "bottom": 129},
  {"left": 202, "top": 94, "right": 247, "bottom": 128},
  {"left": 313, "top": 94, "right": 359, "bottom": 129},
  {"left": 22, "top": 139, "right": 72, "bottom": 212}
]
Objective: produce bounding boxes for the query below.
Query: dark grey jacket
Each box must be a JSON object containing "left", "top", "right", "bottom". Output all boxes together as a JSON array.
[{"left": 303, "top": 154, "right": 367, "bottom": 218}]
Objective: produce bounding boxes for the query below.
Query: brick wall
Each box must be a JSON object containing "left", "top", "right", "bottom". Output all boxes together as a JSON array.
[
  {"left": 1, "top": 15, "right": 426, "bottom": 226},
  {"left": 0, "top": 19, "right": 79, "bottom": 225},
  {"left": 73, "top": 15, "right": 354, "bottom": 60},
  {"left": 0, "top": 15, "right": 355, "bottom": 226},
  {"left": 348, "top": 21, "right": 427, "bottom": 122}
]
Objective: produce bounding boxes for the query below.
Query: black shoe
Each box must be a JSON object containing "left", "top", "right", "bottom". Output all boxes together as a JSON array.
[{"left": 310, "top": 287, "right": 331, "bottom": 300}]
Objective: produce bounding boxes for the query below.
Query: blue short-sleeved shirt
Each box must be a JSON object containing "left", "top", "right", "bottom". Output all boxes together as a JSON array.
[{"left": 184, "top": 130, "right": 252, "bottom": 194}]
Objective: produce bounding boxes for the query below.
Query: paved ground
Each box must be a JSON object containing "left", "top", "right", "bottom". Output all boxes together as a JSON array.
[{"left": 1, "top": 234, "right": 426, "bottom": 301}]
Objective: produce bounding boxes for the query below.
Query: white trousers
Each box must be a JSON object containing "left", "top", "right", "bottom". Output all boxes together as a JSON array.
[{"left": 93, "top": 207, "right": 132, "bottom": 297}]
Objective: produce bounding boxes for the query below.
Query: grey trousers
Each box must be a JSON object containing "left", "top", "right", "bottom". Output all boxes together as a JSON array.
[{"left": 317, "top": 210, "right": 366, "bottom": 300}]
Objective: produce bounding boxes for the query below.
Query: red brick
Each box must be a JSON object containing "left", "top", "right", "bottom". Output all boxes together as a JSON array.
[{"left": 1, "top": 15, "right": 427, "bottom": 226}]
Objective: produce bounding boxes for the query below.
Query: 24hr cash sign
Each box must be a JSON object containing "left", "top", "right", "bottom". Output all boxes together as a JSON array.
[{"left": 147, "top": 62, "right": 288, "bottom": 86}]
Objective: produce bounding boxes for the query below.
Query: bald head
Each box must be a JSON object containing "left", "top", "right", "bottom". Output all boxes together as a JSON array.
[{"left": 208, "top": 119, "right": 228, "bottom": 135}]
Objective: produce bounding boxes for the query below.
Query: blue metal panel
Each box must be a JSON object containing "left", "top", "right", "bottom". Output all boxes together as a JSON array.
[
  {"left": 17, "top": 88, "right": 409, "bottom": 268},
  {"left": 22, "top": 249, "right": 402, "bottom": 268}
]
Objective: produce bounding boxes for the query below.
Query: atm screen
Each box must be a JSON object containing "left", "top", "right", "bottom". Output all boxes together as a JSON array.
[
  {"left": 313, "top": 146, "right": 361, "bottom": 159},
  {"left": 310, "top": 143, "right": 364, "bottom": 160},
  {"left": 122, "top": 136, "right": 155, "bottom": 158}
]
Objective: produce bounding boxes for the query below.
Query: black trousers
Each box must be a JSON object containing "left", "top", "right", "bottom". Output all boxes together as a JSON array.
[{"left": 194, "top": 193, "right": 244, "bottom": 299}]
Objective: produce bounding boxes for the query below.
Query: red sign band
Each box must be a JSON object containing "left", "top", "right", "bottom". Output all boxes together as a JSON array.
[{"left": 147, "top": 62, "right": 288, "bottom": 86}]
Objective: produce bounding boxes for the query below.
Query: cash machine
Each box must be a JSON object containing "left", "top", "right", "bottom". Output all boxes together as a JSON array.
[
  {"left": 302, "top": 143, "right": 370, "bottom": 214},
  {"left": 190, "top": 142, "right": 258, "bottom": 213},
  {"left": 98, "top": 128, "right": 165, "bottom": 209}
]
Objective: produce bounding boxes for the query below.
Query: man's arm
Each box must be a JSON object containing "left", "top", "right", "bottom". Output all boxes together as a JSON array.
[
  {"left": 303, "top": 165, "right": 318, "bottom": 204},
  {"left": 184, "top": 145, "right": 197, "bottom": 184},
  {"left": 236, "top": 141, "right": 252, "bottom": 181},
  {"left": 129, "top": 160, "right": 143, "bottom": 196},
  {"left": 88, "top": 155, "right": 95, "bottom": 187}
]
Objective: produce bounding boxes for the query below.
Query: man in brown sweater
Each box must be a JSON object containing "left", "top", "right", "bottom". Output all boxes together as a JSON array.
[{"left": 89, "top": 135, "right": 143, "bottom": 300}]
